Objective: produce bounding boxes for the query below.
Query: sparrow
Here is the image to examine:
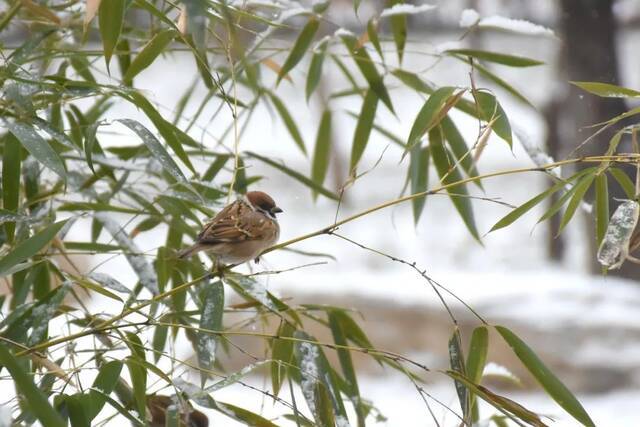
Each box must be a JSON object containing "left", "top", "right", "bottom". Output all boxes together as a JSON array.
[{"left": 178, "top": 191, "right": 282, "bottom": 265}]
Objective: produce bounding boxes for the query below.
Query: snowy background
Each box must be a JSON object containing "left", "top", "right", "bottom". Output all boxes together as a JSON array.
[{"left": 51, "top": 0, "right": 640, "bottom": 425}]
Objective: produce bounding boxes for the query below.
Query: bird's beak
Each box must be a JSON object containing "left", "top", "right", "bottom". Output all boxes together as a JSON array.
[{"left": 271, "top": 206, "right": 283, "bottom": 214}]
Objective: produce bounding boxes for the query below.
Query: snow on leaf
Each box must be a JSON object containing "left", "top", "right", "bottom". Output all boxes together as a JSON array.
[
  {"left": 513, "top": 125, "right": 559, "bottom": 177},
  {"left": 27, "top": 283, "right": 70, "bottom": 346},
  {"left": 459, "top": 8, "right": 480, "bottom": 27},
  {"left": 478, "top": 15, "right": 555, "bottom": 37},
  {"left": 94, "top": 213, "right": 159, "bottom": 294},
  {"left": 380, "top": 3, "right": 436, "bottom": 18},
  {"left": 482, "top": 361, "right": 522, "bottom": 386},
  {"left": 88, "top": 272, "right": 132, "bottom": 294},
  {"left": 297, "top": 341, "right": 321, "bottom": 416},
  {"left": 597, "top": 200, "right": 639, "bottom": 269}
]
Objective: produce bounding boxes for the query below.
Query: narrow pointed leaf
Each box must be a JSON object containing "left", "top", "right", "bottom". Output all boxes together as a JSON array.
[
  {"left": 441, "top": 115, "right": 481, "bottom": 187},
  {"left": 0, "top": 220, "right": 68, "bottom": 277},
  {"left": 271, "top": 322, "right": 295, "bottom": 397},
  {"left": 366, "top": 18, "right": 383, "bottom": 59},
  {"left": 558, "top": 173, "right": 596, "bottom": 233},
  {"left": 596, "top": 174, "right": 610, "bottom": 245},
  {"left": 340, "top": 33, "right": 394, "bottom": 113},
  {"left": 571, "top": 81, "right": 640, "bottom": 98},
  {"left": 407, "top": 86, "right": 456, "bottom": 149},
  {"left": 609, "top": 168, "right": 636, "bottom": 199},
  {"left": 278, "top": 17, "right": 319, "bottom": 84},
  {"left": 311, "top": 110, "right": 332, "bottom": 199},
  {"left": 6, "top": 121, "right": 66, "bottom": 179},
  {"left": 387, "top": 0, "right": 407, "bottom": 63},
  {"left": 350, "top": 90, "right": 378, "bottom": 171},
  {"left": 446, "top": 49, "right": 544, "bottom": 67},
  {"left": 117, "top": 119, "right": 187, "bottom": 182},
  {"left": 449, "top": 327, "right": 470, "bottom": 423},
  {"left": 410, "top": 145, "right": 430, "bottom": 224},
  {"left": 123, "top": 29, "right": 176, "bottom": 82},
  {"left": 466, "top": 326, "right": 489, "bottom": 422},
  {"left": 268, "top": 93, "right": 307, "bottom": 155},
  {"left": 475, "top": 91, "right": 512, "bottom": 146},
  {"left": 473, "top": 61, "right": 533, "bottom": 106},
  {"left": 98, "top": 0, "right": 126, "bottom": 70},
  {"left": 306, "top": 37, "right": 329, "bottom": 101},
  {"left": 2, "top": 133, "right": 21, "bottom": 242},
  {"left": 430, "top": 127, "right": 480, "bottom": 241},
  {"left": 198, "top": 280, "right": 224, "bottom": 386},
  {"left": 0, "top": 344, "right": 65, "bottom": 427},
  {"left": 495, "top": 326, "right": 595, "bottom": 427}
]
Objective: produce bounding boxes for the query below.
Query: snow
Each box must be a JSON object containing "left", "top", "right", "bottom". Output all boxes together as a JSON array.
[
  {"left": 380, "top": 3, "right": 436, "bottom": 18},
  {"left": 459, "top": 8, "right": 479, "bottom": 28},
  {"left": 597, "top": 200, "right": 639, "bottom": 269},
  {"left": 478, "top": 15, "right": 555, "bottom": 37}
]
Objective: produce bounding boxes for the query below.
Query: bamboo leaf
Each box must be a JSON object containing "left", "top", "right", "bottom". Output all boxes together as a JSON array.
[
  {"left": 391, "top": 68, "right": 433, "bottom": 94},
  {"left": 311, "top": 109, "right": 332, "bottom": 199},
  {"left": 306, "top": 37, "right": 329, "bottom": 101},
  {"left": 117, "top": 119, "right": 187, "bottom": 183},
  {"left": 441, "top": 115, "right": 481, "bottom": 187},
  {"left": 350, "top": 90, "right": 378, "bottom": 171},
  {"left": 268, "top": 92, "right": 307, "bottom": 156},
  {"left": 123, "top": 29, "right": 176, "bottom": 82},
  {"left": 98, "top": 0, "right": 126, "bottom": 70},
  {"left": 571, "top": 81, "right": 640, "bottom": 98},
  {"left": 430, "top": 127, "right": 481, "bottom": 241},
  {"left": 448, "top": 327, "right": 470, "bottom": 423},
  {"left": 278, "top": 17, "right": 319, "bottom": 84},
  {"left": 198, "top": 280, "right": 224, "bottom": 386},
  {"left": 466, "top": 326, "right": 489, "bottom": 422},
  {"left": 495, "top": 326, "right": 595, "bottom": 427},
  {"left": 609, "top": 168, "right": 636, "bottom": 199},
  {"left": 407, "top": 86, "right": 456, "bottom": 149},
  {"left": 271, "top": 322, "right": 295, "bottom": 397},
  {"left": 340, "top": 33, "right": 394, "bottom": 113},
  {"left": 387, "top": 0, "right": 407, "bottom": 63},
  {"left": 0, "top": 220, "right": 68, "bottom": 277},
  {"left": 446, "top": 49, "right": 544, "bottom": 67},
  {"left": 472, "top": 61, "right": 533, "bottom": 106},
  {"left": 475, "top": 91, "right": 512, "bottom": 146},
  {"left": 409, "top": 145, "right": 430, "bottom": 224},
  {"left": 245, "top": 152, "right": 339, "bottom": 200},
  {"left": 366, "top": 18, "right": 383, "bottom": 59},
  {"left": 6, "top": 121, "right": 66, "bottom": 179},
  {"left": 596, "top": 174, "right": 610, "bottom": 245},
  {"left": 558, "top": 173, "right": 596, "bottom": 233},
  {"left": 2, "top": 133, "right": 21, "bottom": 242},
  {"left": 0, "top": 343, "right": 65, "bottom": 427}
]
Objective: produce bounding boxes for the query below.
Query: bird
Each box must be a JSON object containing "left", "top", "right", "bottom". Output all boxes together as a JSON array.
[{"left": 178, "top": 191, "right": 282, "bottom": 265}]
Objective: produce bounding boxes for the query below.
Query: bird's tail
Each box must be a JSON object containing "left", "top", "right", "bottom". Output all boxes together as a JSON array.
[{"left": 177, "top": 244, "right": 200, "bottom": 259}]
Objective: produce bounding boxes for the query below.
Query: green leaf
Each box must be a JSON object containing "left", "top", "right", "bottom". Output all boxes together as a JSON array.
[
  {"left": 306, "top": 37, "right": 329, "bottom": 101},
  {"left": 2, "top": 133, "right": 21, "bottom": 242},
  {"left": 215, "top": 402, "right": 280, "bottom": 427},
  {"left": 466, "top": 326, "right": 489, "bottom": 422},
  {"left": 407, "top": 86, "right": 457, "bottom": 149},
  {"left": 489, "top": 169, "right": 594, "bottom": 232},
  {"left": 475, "top": 91, "right": 512, "bottom": 146},
  {"left": 90, "top": 360, "right": 124, "bottom": 420},
  {"left": 350, "top": 90, "right": 378, "bottom": 171},
  {"left": 571, "top": 81, "right": 640, "bottom": 98},
  {"left": 472, "top": 61, "right": 533, "bottom": 106},
  {"left": 245, "top": 152, "right": 339, "bottom": 200},
  {"left": 558, "top": 173, "right": 595, "bottom": 234},
  {"left": 495, "top": 326, "right": 595, "bottom": 427},
  {"left": 117, "top": 119, "right": 187, "bottom": 183},
  {"left": 123, "top": 29, "right": 176, "bottom": 82},
  {"left": 125, "top": 334, "right": 147, "bottom": 420},
  {"left": 366, "top": 18, "right": 383, "bottom": 60},
  {"left": 387, "top": 0, "right": 407, "bottom": 63},
  {"left": 278, "top": 17, "right": 320, "bottom": 84},
  {"left": 268, "top": 92, "right": 307, "bottom": 156},
  {"left": 609, "top": 168, "right": 636, "bottom": 199},
  {"left": 0, "top": 344, "right": 66, "bottom": 427},
  {"left": 6, "top": 121, "right": 66, "bottom": 179},
  {"left": 198, "top": 280, "right": 224, "bottom": 386},
  {"left": 0, "top": 220, "right": 68, "bottom": 277},
  {"left": 125, "top": 92, "right": 196, "bottom": 173},
  {"left": 340, "top": 33, "right": 394, "bottom": 113},
  {"left": 98, "top": 0, "right": 127, "bottom": 70},
  {"left": 448, "top": 327, "right": 470, "bottom": 423},
  {"left": 391, "top": 68, "right": 433, "bottom": 93},
  {"left": 409, "top": 145, "right": 430, "bottom": 224},
  {"left": 430, "top": 127, "right": 481, "bottom": 241},
  {"left": 440, "top": 115, "right": 482, "bottom": 189},
  {"left": 83, "top": 122, "right": 99, "bottom": 174},
  {"left": 271, "top": 322, "right": 295, "bottom": 397},
  {"left": 311, "top": 109, "right": 332, "bottom": 199},
  {"left": 65, "top": 393, "right": 95, "bottom": 427},
  {"left": 446, "top": 49, "right": 544, "bottom": 67}
]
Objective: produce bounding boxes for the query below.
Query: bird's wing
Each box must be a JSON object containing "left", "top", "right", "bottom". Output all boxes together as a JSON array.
[{"left": 197, "top": 201, "right": 272, "bottom": 244}]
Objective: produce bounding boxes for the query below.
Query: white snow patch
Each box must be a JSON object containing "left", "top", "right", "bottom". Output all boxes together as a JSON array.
[
  {"left": 334, "top": 27, "right": 355, "bottom": 39},
  {"left": 459, "top": 8, "right": 480, "bottom": 28},
  {"left": 478, "top": 15, "right": 555, "bottom": 37},
  {"left": 380, "top": 3, "right": 436, "bottom": 18},
  {"left": 482, "top": 362, "right": 521, "bottom": 384},
  {"left": 298, "top": 342, "right": 320, "bottom": 415},
  {"left": 597, "top": 200, "right": 639, "bottom": 269}
]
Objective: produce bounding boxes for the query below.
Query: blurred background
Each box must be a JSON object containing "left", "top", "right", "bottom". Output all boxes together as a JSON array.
[{"left": 4, "top": 0, "right": 640, "bottom": 425}]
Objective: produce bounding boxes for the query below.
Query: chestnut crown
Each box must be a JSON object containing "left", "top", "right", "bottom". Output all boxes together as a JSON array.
[{"left": 246, "top": 191, "right": 283, "bottom": 215}]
